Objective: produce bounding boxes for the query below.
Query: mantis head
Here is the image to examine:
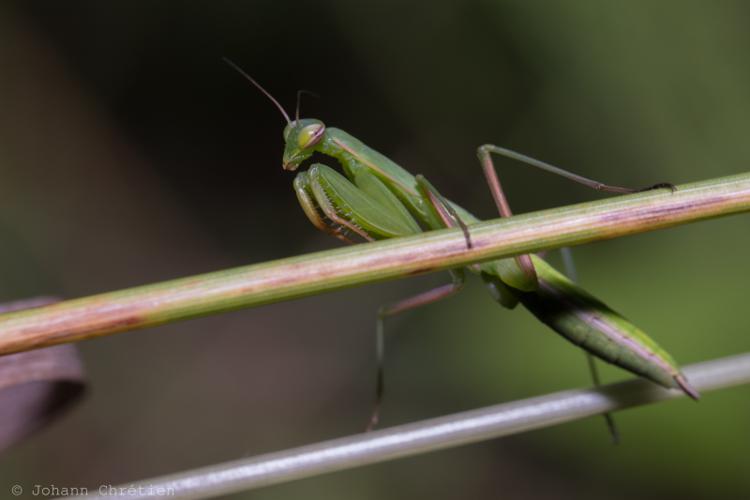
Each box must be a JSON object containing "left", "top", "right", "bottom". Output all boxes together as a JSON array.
[
  {"left": 282, "top": 119, "right": 326, "bottom": 171},
  {"left": 222, "top": 58, "right": 325, "bottom": 171}
]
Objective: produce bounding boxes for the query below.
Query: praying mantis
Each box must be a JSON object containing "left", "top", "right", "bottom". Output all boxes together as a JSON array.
[{"left": 225, "top": 59, "right": 699, "bottom": 434}]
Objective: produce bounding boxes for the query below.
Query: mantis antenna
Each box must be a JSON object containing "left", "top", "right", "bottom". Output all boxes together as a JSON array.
[{"left": 223, "top": 57, "right": 291, "bottom": 125}]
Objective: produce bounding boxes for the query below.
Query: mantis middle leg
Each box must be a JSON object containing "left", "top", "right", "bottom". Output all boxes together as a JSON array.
[{"left": 369, "top": 269, "right": 466, "bottom": 431}]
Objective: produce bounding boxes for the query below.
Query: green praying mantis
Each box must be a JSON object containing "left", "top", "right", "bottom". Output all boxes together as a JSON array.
[{"left": 225, "top": 59, "right": 699, "bottom": 435}]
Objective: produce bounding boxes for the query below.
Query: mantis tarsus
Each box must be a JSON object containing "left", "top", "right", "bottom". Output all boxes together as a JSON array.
[{"left": 226, "top": 59, "right": 699, "bottom": 435}]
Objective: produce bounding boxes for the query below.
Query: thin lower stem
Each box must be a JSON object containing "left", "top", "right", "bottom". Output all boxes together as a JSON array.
[{"left": 60, "top": 352, "right": 750, "bottom": 500}]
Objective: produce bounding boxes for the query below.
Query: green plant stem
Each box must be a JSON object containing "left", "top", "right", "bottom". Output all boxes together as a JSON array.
[{"left": 1, "top": 172, "right": 749, "bottom": 355}]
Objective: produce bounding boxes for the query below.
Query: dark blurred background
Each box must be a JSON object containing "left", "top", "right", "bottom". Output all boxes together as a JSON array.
[{"left": 1, "top": 1, "right": 749, "bottom": 499}]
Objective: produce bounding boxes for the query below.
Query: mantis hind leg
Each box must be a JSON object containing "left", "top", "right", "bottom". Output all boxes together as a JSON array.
[
  {"left": 585, "top": 351, "right": 620, "bottom": 444},
  {"left": 368, "top": 269, "right": 466, "bottom": 431},
  {"left": 475, "top": 145, "right": 676, "bottom": 284},
  {"left": 476, "top": 145, "right": 675, "bottom": 196},
  {"left": 560, "top": 246, "right": 619, "bottom": 444}
]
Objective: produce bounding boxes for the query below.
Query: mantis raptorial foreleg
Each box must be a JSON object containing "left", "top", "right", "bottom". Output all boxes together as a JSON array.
[{"left": 293, "top": 172, "right": 360, "bottom": 244}]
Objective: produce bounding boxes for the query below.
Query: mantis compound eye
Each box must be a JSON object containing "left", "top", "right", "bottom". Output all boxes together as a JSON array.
[{"left": 297, "top": 123, "right": 325, "bottom": 149}]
